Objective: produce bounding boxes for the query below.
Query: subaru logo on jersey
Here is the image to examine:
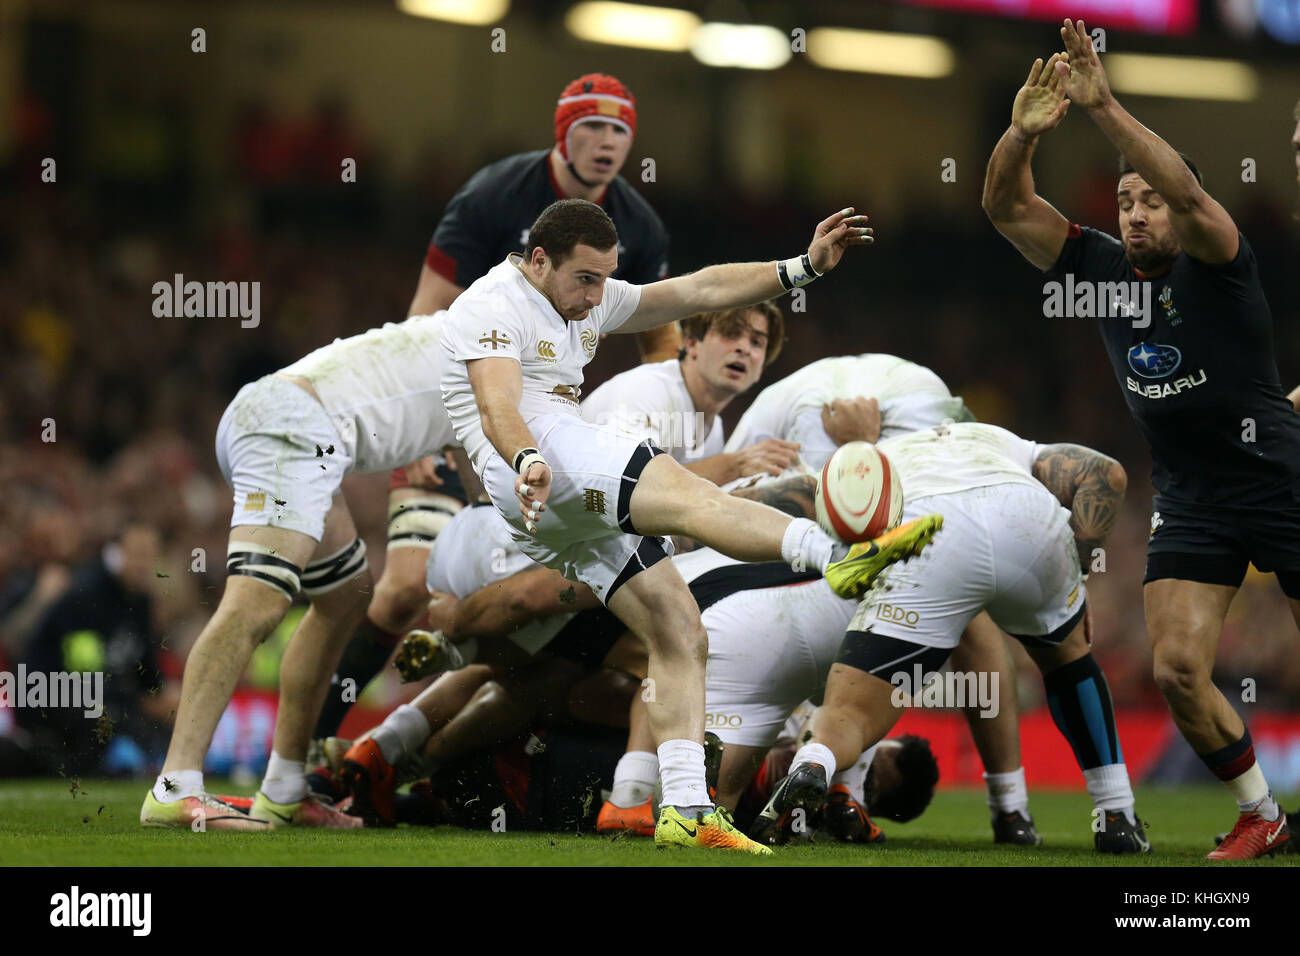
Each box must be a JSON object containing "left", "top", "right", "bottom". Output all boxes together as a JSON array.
[{"left": 1127, "top": 342, "right": 1181, "bottom": 378}]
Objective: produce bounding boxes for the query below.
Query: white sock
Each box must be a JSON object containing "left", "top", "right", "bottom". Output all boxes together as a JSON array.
[
  {"left": 1083, "top": 763, "right": 1136, "bottom": 825},
  {"left": 790, "top": 742, "right": 837, "bottom": 779},
  {"left": 260, "top": 750, "right": 308, "bottom": 804},
  {"left": 610, "top": 751, "right": 659, "bottom": 808},
  {"left": 658, "top": 739, "right": 711, "bottom": 810},
  {"left": 984, "top": 767, "right": 1030, "bottom": 815},
  {"left": 781, "top": 518, "right": 836, "bottom": 573},
  {"left": 1224, "top": 762, "right": 1279, "bottom": 821},
  {"left": 378, "top": 704, "right": 432, "bottom": 764},
  {"left": 152, "top": 769, "right": 203, "bottom": 802},
  {"left": 830, "top": 747, "right": 873, "bottom": 805}
]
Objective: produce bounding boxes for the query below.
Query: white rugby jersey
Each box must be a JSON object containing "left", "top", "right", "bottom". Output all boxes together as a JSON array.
[
  {"left": 426, "top": 503, "right": 573, "bottom": 654},
  {"left": 279, "top": 311, "right": 456, "bottom": 473},
  {"left": 726, "top": 354, "right": 969, "bottom": 468},
  {"left": 580, "top": 359, "right": 723, "bottom": 465},
  {"left": 440, "top": 255, "right": 642, "bottom": 474},
  {"left": 878, "top": 422, "right": 1041, "bottom": 501}
]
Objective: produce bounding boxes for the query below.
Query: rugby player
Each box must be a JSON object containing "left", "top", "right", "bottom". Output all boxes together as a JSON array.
[
  {"left": 140, "top": 313, "right": 462, "bottom": 829},
  {"left": 725, "top": 353, "right": 1043, "bottom": 843},
  {"left": 584, "top": 302, "right": 807, "bottom": 481},
  {"left": 982, "top": 22, "right": 1300, "bottom": 858},
  {"left": 312, "top": 74, "right": 677, "bottom": 751},
  {"left": 752, "top": 424, "right": 1148, "bottom": 853},
  {"left": 439, "top": 198, "right": 942, "bottom": 853}
]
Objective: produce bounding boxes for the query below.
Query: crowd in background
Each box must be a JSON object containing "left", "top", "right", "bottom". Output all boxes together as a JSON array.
[{"left": 4, "top": 92, "right": 1300, "bottom": 778}]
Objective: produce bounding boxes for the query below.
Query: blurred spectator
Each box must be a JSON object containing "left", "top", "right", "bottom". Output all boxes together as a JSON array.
[{"left": 15, "top": 522, "right": 178, "bottom": 776}]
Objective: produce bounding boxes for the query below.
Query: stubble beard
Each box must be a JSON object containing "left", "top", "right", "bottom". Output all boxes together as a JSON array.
[{"left": 1124, "top": 232, "right": 1180, "bottom": 273}]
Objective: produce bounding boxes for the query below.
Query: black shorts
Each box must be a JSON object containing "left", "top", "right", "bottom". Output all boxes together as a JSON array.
[
  {"left": 1144, "top": 494, "right": 1300, "bottom": 598},
  {"left": 836, "top": 630, "right": 952, "bottom": 681}
]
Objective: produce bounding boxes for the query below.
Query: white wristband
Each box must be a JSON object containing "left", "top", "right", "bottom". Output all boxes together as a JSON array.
[
  {"left": 517, "top": 452, "right": 547, "bottom": 475},
  {"left": 777, "top": 253, "right": 821, "bottom": 291}
]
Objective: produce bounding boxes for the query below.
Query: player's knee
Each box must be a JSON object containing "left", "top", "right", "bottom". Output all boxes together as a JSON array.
[
  {"left": 371, "top": 580, "right": 429, "bottom": 629},
  {"left": 651, "top": 613, "right": 707, "bottom": 665},
  {"left": 211, "top": 589, "right": 286, "bottom": 646},
  {"left": 1152, "top": 645, "right": 1211, "bottom": 702}
]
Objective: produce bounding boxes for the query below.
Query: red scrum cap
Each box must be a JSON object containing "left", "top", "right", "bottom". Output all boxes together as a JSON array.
[{"left": 554, "top": 73, "right": 637, "bottom": 161}]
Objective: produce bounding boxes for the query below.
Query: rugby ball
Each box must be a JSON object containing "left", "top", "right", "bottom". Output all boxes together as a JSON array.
[{"left": 816, "top": 442, "right": 903, "bottom": 543}]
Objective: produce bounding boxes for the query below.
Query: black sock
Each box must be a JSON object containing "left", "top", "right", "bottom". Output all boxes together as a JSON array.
[
  {"left": 1042, "top": 653, "right": 1122, "bottom": 771},
  {"left": 312, "top": 618, "right": 401, "bottom": 740}
]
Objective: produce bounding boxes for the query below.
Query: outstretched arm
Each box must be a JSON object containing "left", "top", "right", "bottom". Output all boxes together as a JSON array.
[
  {"left": 1031, "top": 442, "right": 1127, "bottom": 571},
  {"left": 1057, "top": 19, "right": 1239, "bottom": 264},
  {"left": 982, "top": 53, "right": 1072, "bottom": 271},
  {"left": 616, "top": 208, "right": 873, "bottom": 334}
]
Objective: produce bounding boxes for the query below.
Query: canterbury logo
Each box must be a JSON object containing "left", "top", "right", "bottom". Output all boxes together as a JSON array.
[{"left": 537, "top": 340, "right": 556, "bottom": 360}]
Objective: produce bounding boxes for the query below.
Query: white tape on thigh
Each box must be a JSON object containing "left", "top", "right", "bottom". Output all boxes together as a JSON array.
[
  {"left": 387, "top": 494, "right": 463, "bottom": 550},
  {"left": 301, "top": 538, "right": 369, "bottom": 596},
  {"left": 226, "top": 542, "right": 302, "bottom": 600}
]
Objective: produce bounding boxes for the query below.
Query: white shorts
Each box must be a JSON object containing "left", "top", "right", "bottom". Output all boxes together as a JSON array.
[
  {"left": 215, "top": 376, "right": 352, "bottom": 541},
  {"left": 848, "top": 483, "right": 1086, "bottom": 649},
  {"left": 479, "top": 413, "right": 671, "bottom": 604},
  {"left": 702, "top": 580, "right": 853, "bottom": 749}
]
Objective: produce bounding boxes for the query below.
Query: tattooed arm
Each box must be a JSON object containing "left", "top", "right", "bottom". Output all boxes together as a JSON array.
[
  {"left": 1031, "top": 443, "right": 1127, "bottom": 572},
  {"left": 432, "top": 567, "right": 600, "bottom": 640},
  {"left": 729, "top": 474, "right": 819, "bottom": 520}
]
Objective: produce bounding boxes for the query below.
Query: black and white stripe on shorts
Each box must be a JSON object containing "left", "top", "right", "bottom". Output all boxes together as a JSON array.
[{"left": 616, "top": 439, "right": 666, "bottom": 535}]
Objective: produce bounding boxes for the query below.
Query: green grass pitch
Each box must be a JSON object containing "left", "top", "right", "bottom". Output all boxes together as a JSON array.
[{"left": 1, "top": 779, "right": 1296, "bottom": 866}]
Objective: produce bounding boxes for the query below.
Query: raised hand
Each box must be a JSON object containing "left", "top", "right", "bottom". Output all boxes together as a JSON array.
[
  {"left": 808, "top": 207, "right": 873, "bottom": 274},
  {"left": 1056, "top": 19, "right": 1112, "bottom": 111},
  {"left": 1012, "top": 53, "right": 1070, "bottom": 139}
]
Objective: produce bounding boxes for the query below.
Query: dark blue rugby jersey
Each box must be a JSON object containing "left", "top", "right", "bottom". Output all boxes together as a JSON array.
[
  {"left": 425, "top": 149, "right": 669, "bottom": 288},
  {"left": 1049, "top": 224, "right": 1300, "bottom": 505}
]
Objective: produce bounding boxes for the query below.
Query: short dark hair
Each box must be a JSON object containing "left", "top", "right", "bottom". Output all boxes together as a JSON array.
[
  {"left": 525, "top": 199, "right": 618, "bottom": 267},
  {"left": 866, "top": 734, "right": 940, "bottom": 823},
  {"left": 678, "top": 301, "right": 786, "bottom": 367},
  {"left": 1118, "top": 152, "right": 1203, "bottom": 187}
]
